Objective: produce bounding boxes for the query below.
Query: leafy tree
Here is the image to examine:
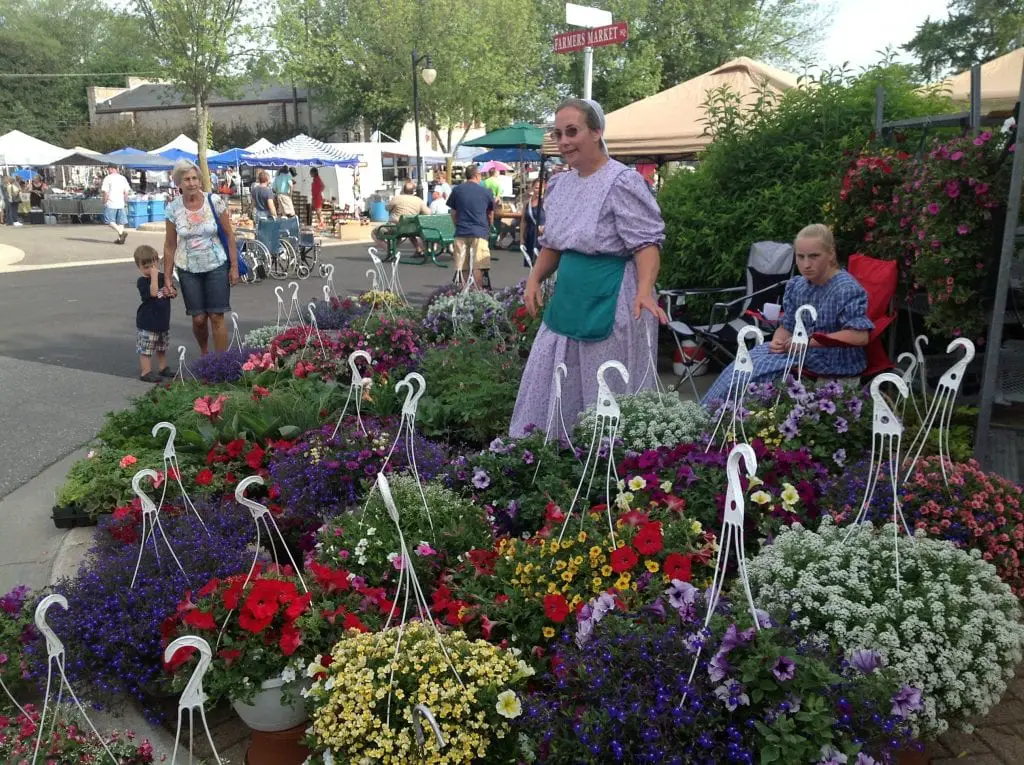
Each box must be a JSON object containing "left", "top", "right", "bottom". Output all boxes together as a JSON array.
[
  {"left": 905, "top": 0, "right": 1024, "bottom": 80},
  {"left": 535, "top": 0, "right": 828, "bottom": 112},
  {"left": 657, "top": 60, "right": 953, "bottom": 290},
  {"left": 0, "top": 0, "right": 159, "bottom": 143},
  {"left": 132, "top": 0, "right": 261, "bottom": 188},
  {"left": 277, "top": 0, "right": 547, "bottom": 152}
]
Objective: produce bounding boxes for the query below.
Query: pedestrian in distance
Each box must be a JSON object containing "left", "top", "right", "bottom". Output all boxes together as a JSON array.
[
  {"left": 101, "top": 164, "right": 132, "bottom": 244},
  {"left": 133, "top": 245, "right": 174, "bottom": 383},
  {"left": 162, "top": 159, "right": 239, "bottom": 356},
  {"left": 447, "top": 164, "right": 495, "bottom": 289}
]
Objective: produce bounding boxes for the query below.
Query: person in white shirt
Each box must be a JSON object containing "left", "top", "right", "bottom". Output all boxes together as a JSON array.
[
  {"left": 428, "top": 190, "right": 449, "bottom": 215},
  {"left": 434, "top": 171, "right": 452, "bottom": 200},
  {"left": 100, "top": 164, "right": 132, "bottom": 244}
]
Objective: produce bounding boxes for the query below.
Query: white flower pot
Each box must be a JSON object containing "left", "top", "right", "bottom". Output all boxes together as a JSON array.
[{"left": 232, "top": 676, "right": 308, "bottom": 732}]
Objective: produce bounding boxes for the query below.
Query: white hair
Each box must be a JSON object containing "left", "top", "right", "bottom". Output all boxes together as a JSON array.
[{"left": 170, "top": 159, "right": 200, "bottom": 187}]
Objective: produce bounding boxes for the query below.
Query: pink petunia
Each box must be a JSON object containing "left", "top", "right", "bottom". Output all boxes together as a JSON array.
[
  {"left": 946, "top": 181, "right": 960, "bottom": 198},
  {"left": 957, "top": 223, "right": 970, "bottom": 235},
  {"left": 927, "top": 202, "right": 940, "bottom": 215},
  {"left": 119, "top": 455, "right": 138, "bottom": 469}
]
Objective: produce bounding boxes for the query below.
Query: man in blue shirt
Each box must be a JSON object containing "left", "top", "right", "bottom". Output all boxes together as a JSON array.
[{"left": 446, "top": 164, "right": 494, "bottom": 288}]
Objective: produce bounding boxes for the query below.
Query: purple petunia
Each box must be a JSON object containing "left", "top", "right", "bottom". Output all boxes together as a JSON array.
[
  {"left": 720, "top": 623, "right": 755, "bottom": 653},
  {"left": 833, "top": 448, "right": 847, "bottom": 467},
  {"left": 834, "top": 417, "right": 849, "bottom": 434},
  {"left": 713, "top": 680, "right": 750, "bottom": 711},
  {"left": 772, "top": 655, "right": 796, "bottom": 681},
  {"left": 522, "top": 450, "right": 534, "bottom": 465},
  {"left": 665, "top": 580, "right": 698, "bottom": 615},
  {"left": 849, "top": 648, "right": 882, "bottom": 674},
  {"left": 855, "top": 754, "right": 880, "bottom": 765},
  {"left": 847, "top": 398, "right": 863, "bottom": 419},
  {"left": 472, "top": 467, "right": 491, "bottom": 490},
  {"left": 780, "top": 418, "right": 800, "bottom": 440},
  {"left": 489, "top": 437, "right": 511, "bottom": 455},
  {"left": 891, "top": 685, "right": 924, "bottom": 718},
  {"left": 709, "top": 649, "right": 732, "bottom": 682},
  {"left": 819, "top": 399, "right": 837, "bottom": 415}
]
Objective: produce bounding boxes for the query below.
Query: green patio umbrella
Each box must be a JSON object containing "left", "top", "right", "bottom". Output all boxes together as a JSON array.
[{"left": 460, "top": 122, "right": 544, "bottom": 148}]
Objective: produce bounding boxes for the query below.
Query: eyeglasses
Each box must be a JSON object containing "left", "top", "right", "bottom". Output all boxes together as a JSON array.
[{"left": 549, "top": 125, "right": 582, "bottom": 141}]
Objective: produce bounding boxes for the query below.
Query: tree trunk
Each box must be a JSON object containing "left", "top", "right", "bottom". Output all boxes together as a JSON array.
[{"left": 195, "top": 93, "right": 212, "bottom": 192}]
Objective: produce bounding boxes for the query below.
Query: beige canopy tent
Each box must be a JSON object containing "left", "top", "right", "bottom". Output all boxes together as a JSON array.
[
  {"left": 543, "top": 56, "right": 799, "bottom": 160},
  {"left": 934, "top": 48, "right": 1023, "bottom": 114}
]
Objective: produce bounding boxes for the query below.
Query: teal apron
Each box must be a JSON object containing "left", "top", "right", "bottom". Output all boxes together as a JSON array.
[{"left": 543, "top": 250, "right": 629, "bottom": 342}]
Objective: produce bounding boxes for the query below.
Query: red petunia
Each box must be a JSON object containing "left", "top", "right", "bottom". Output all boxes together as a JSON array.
[
  {"left": 309, "top": 562, "right": 351, "bottom": 593},
  {"left": 225, "top": 439, "right": 247, "bottom": 459},
  {"left": 238, "top": 610, "right": 274, "bottom": 634},
  {"left": 197, "top": 577, "right": 220, "bottom": 598},
  {"left": 218, "top": 648, "right": 241, "bottom": 666},
  {"left": 633, "top": 522, "right": 664, "bottom": 556},
  {"left": 245, "top": 445, "right": 266, "bottom": 470},
  {"left": 480, "top": 614, "right": 497, "bottom": 640},
  {"left": 222, "top": 581, "right": 244, "bottom": 610},
  {"left": 279, "top": 624, "right": 303, "bottom": 656},
  {"left": 466, "top": 548, "right": 497, "bottom": 575},
  {"left": 164, "top": 645, "right": 196, "bottom": 673},
  {"left": 663, "top": 552, "right": 693, "bottom": 583},
  {"left": 610, "top": 545, "right": 639, "bottom": 573},
  {"left": 543, "top": 594, "right": 570, "bottom": 624},
  {"left": 195, "top": 468, "right": 214, "bottom": 486},
  {"left": 183, "top": 609, "right": 217, "bottom": 631},
  {"left": 284, "top": 592, "right": 312, "bottom": 622},
  {"left": 343, "top": 613, "right": 369, "bottom": 633},
  {"left": 242, "top": 583, "right": 280, "bottom": 622}
]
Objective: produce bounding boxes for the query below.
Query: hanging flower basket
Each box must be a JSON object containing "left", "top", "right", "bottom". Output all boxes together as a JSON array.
[{"left": 232, "top": 675, "right": 308, "bottom": 732}]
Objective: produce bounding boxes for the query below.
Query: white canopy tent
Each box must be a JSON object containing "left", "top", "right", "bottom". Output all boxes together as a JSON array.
[
  {"left": 152, "top": 134, "right": 199, "bottom": 155},
  {"left": 0, "top": 130, "right": 69, "bottom": 167},
  {"left": 935, "top": 48, "right": 1024, "bottom": 114},
  {"left": 245, "top": 138, "right": 274, "bottom": 153}
]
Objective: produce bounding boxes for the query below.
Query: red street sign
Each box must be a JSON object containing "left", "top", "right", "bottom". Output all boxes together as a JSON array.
[{"left": 553, "top": 21, "right": 629, "bottom": 54}]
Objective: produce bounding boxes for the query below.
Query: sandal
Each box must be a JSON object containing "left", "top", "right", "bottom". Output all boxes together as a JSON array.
[
  {"left": 158, "top": 367, "right": 175, "bottom": 378},
  {"left": 139, "top": 372, "right": 162, "bottom": 383}
]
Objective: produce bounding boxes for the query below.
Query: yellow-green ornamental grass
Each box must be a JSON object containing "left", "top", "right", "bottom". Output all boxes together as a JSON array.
[{"left": 307, "top": 620, "right": 533, "bottom": 764}]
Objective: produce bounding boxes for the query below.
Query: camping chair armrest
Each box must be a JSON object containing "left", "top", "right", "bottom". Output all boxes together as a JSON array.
[
  {"left": 708, "top": 279, "right": 792, "bottom": 327},
  {"left": 659, "top": 286, "right": 745, "bottom": 301}
]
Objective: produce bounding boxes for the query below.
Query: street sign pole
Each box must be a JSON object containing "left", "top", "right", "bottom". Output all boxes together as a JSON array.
[
  {"left": 583, "top": 47, "right": 593, "bottom": 99},
  {"left": 565, "top": 3, "right": 612, "bottom": 100}
]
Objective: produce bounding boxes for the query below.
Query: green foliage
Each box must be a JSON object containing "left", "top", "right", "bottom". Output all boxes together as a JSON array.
[
  {"left": 0, "top": 0, "right": 159, "bottom": 142},
  {"left": 658, "top": 61, "right": 953, "bottom": 291},
  {"left": 55, "top": 445, "right": 171, "bottom": 515},
  {"left": 277, "top": 0, "right": 546, "bottom": 151},
  {"left": 416, "top": 340, "right": 524, "bottom": 448},
  {"left": 904, "top": 0, "right": 1024, "bottom": 80}
]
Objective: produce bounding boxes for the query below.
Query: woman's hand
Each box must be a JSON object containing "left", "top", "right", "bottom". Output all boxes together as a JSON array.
[
  {"left": 769, "top": 335, "right": 791, "bottom": 353},
  {"left": 633, "top": 293, "right": 667, "bottom": 323},
  {"left": 525, "top": 277, "right": 545, "bottom": 318},
  {"left": 229, "top": 265, "right": 239, "bottom": 286}
]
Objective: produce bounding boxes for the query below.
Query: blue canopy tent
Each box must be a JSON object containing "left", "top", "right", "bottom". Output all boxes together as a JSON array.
[
  {"left": 472, "top": 147, "right": 542, "bottom": 163},
  {"left": 107, "top": 147, "right": 148, "bottom": 156},
  {"left": 13, "top": 168, "right": 33, "bottom": 181},
  {"left": 158, "top": 147, "right": 198, "bottom": 163},
  {"left": 106, "top": 151, "right": 175, "bottom": 171},
  {"left": 207, "top": 148, "right": 248, "bottom": 168}
]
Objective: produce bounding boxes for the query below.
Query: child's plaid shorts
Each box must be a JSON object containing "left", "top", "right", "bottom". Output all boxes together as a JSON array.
[{"left": 136, "top": 329, "right": 169, "bottom": 356}]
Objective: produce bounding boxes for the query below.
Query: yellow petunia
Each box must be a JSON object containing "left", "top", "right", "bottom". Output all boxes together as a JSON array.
[
  {"left": 748, "top": 476, "right": 764, "bottom": 488},
  {"left": 751, "top": 490, "right": 772, "bottom": 505},
  {"left": 645, "top": 560, "right": 660, "bottom": 573},
  {"left": 781, "top": 483, "right": 800, "bottom": 505},
  {"left": 542, "top": 627, "right": 555, "bottom": 639},
  {"left": 577, "top": 532, "right": 587, "bottom": 543},
  {"left": 601, "top": 565, "right": 613, "bottom": 577},
  {"left": 496, "top": 690, "right": 522, "bottom": 719},
  {"left": 628, "top": 476, "right": 647, "bottom": 491}
]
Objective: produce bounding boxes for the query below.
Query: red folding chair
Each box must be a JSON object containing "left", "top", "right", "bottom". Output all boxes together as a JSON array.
[{"left": 810, "top": 253, "right": 898, "bottom": 381}]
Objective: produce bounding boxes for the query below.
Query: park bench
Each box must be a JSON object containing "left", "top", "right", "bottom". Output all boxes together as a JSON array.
[{"left": 373, "top": 213, "right": 501, "bottom": 267}]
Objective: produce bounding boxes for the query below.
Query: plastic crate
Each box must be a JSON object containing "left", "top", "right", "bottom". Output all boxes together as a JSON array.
[
  {"left": 127, "top": 215, "right": 148, "bottom": 229},
  {"left": 149, "top": 199, "right": 166, "bottom": 222}
]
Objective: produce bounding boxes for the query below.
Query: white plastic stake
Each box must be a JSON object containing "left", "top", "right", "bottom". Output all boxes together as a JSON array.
[
  {"left": 775, "top": 304, "right": 817, "bottom": 401},
  {"left": 331, "top": 350, "right": 373, "bottom": 439},
  {"left": 707, "top": 326, "right": 764, "bottom": 451},
  {"left": 559, "top": 361, "right": 628, "bottom": 546},
  {"left": 229, "top": 312, "right": 243, "bottom": 352},
  {"left": 130, "top": 468, "right": 186, "bottom": 588},
  {"left": 164, "top": 636, "right": 223, "bottom": 765},
  {"left": 274, "top": 286, "right": 286, "bottom": 328},
  {"left": 914, "top": 334, "right": 930, "bottom": 407},
  {"left": 33, "top": 595, "right": 118, "bottom": 765},
  {"left": 903, "top": 338, "right": 974, "bottom": 488},
  {"left": 174, "top": 345, "right": 196, "bottom": 383},
  {"left": 152, "top": 422, "right": 207, "bottom": 532}
]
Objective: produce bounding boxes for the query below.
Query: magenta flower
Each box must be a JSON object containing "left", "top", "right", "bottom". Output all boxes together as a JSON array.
[
  {"left": 950, "top": 150, "right": 964, "bottom": 161},
  {"left": 927, "top": 202, "right": 940, "bottom": 215},
  {"left": 957, "top": 223, "right": 970, "bottom": 235},
  {"left": 945, "top": 181, "right": 960, "bottom": 198},
  {"left": 975, "top": 182, "right": 989, "bottom": 195}
]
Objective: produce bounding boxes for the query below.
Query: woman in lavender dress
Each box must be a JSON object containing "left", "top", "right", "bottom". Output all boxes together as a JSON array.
[{"left": 509, "top": 98, "right": 668, "bottom": 437}]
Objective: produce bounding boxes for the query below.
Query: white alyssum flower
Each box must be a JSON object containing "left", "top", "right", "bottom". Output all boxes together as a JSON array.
[
  {"left": 577, "top": 390, "right": 709, "bottom": 452},
  {"left": 746, "top": 518, "right": 1024, "bottom": 736}
]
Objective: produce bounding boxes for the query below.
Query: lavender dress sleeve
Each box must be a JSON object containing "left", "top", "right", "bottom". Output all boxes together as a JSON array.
[{"left": 607, "top": 170, "right": 665, "bottom": 252}]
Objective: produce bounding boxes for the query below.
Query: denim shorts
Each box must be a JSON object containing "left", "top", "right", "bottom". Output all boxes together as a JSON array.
[
  {"left": 178, "top": 262, "right": 231, "bottom": 317},
  {"left": 103, "top": 207, "right": 127, "bottom": 225}
]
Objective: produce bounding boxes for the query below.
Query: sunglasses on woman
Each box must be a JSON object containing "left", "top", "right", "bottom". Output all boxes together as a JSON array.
[{"left": 549, "top": 125, "right": 583, "bottom": 141}]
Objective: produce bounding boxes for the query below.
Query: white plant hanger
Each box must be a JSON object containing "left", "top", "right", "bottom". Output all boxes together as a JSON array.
[
  {"left": 775, "top": 304, "right": 817, "bottom": 402},
  {"left": 152, "top": 422, "right": 207, "bottom": 531},
  {"left": 174, "top": 345, "right": 196, "bottom": 383},
  {"left": 229, "top": 312, "right": 243, "bottom": 352},
  {"left": 914, "top": 334, "right": 930, "bottom": 408},
  {"left": 558, "top": 361, "right": 628, "bottom": 547},
  {"left": 634, "top": 324, "right": 666, "bottom": 403},
  {"left": 274, "top": 285, "right": 287, "bottom": 329},
  {"left": 331, "top": 350, "right": 374, "bottom": 439},
  {"left": 681, "top": 444, "right": 762, "bottom": 704},
  {"left": 707, "top": 326, "right": 764, "bottom": 451},
  {"left": 164, "top": 636, "right": 223, "bottom": 765},
  {"left": 301, "top": 301, "right": 330, "bottom": 361},
  {"left": 844, "top": 373, "right": 913, "bottom": 533},
  {"left": 519, "top": 244, "right": 536, "bottom": 272},
  {"left": 896, "top": 352, "right": 922, "bottom": 421},
  {"left": 287, "top": 281, "right": 305, "bottom": 329},
  {"left": 903, "top": 338, "right": 975, "bottom": 488},
  {"left": 32, "top": 594, "right": 118, "bottom": 765},
  {"left": 130, "top": 468, "right": 186, "bottom": 588},
  {"left": 373, "top": 473, "right": 461, "bottom": 744},
  {"left": 362, "top": 268, "right": 395, "bottom": 327},
  {"left": 321, "top": 262, "right": 338, "bottom": 300}
]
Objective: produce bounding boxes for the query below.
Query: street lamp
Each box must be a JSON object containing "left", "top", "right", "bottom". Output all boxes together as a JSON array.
[{"left": 412, "top": 50, "right": 436, "bottom": 200}]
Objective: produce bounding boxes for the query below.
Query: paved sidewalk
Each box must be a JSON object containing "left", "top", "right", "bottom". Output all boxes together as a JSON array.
[{"left": 926, "top": 677, "right": 1024, "bottom": 763}]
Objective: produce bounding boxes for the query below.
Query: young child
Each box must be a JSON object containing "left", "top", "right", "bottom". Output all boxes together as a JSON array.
[{"left": 134, "top": 245, "right": 173, "bottom": 382}]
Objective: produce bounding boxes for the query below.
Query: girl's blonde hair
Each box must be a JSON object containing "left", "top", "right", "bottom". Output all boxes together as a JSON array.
[{"left": 795, "top": 223, "right": 838, "bottom": 265}]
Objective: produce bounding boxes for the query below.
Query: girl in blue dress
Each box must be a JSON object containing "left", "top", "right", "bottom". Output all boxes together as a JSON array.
[{"left": 701, "top": 224, "right": 874, "bottom": 408}]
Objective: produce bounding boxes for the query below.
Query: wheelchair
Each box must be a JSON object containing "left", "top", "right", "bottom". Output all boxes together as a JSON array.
[{"left": 237, "top": 217, "right": 316, "bottom": 282}]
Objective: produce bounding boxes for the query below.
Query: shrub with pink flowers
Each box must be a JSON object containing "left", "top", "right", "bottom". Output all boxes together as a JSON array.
[
  {"left": 830, "top": 456, "right": 1024, "bottom": 597},
  {"left": 833, "top": 131, "right": 1012, "bottom": 340}
]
